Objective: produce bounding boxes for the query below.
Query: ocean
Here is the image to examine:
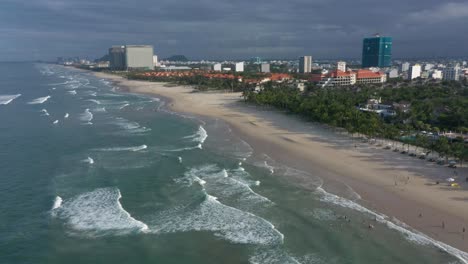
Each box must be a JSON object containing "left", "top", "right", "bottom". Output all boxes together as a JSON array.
[{"left": 0, "top": 62, "right": 466, "bottom": 264}]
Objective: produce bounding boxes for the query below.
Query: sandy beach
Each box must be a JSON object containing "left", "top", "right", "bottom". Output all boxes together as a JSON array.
[{"left": 93, "top": 71, "right": 468, "bottom": 255}]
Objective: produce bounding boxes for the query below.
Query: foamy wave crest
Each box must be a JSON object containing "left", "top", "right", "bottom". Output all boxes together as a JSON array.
[
  {"left": 79, "top": 109, "right": 93, "bottom": 123},
  {"left": 119, "top": 103, "right": 130, "bottom": 110},
  {"left": 97, "top": 144, "right": 147, "bottom": 152},
  {"left": 68, "top": 90, "right": 77, "bottom": 95},
  {"left": 40, "top": 109, "right": 49, "bottom": 116},
  {"left": 53, "top": 120, "right": 59, "bottom": 125},
  {"left": 0, "top": 94, "right": 21, "bottom": 105},
  {"left": 112, "top": 117, "right": 151, "bottom": 134},
  {"left": 179, "top": 165, "right": 272, "bottom": 204},
  {"left": 83, "top": 157, "right": 94, "bottom": 164},
  {"left": 52, "top": 196, "right": 63, "bottom": 210},
  {"left": 87, "top": 99, "right": 101, "bottom": 105},
  {"left": 316, "top": 187, "right": 468, "bottom": 263},
  {"left": 150, "top": 193, "right": 283, "bottom": 245},
  {"left": 28, "top": 95, "right": 51, "bottom": 104},
  {"left": 51, "top": 188, "right": 148, "bottom": 236},
  {"left": 64, "top": 113, "right": 69, "bottom": 119},
  {"left": 183, "top": 126, "right": 208, "bottom": 148}
]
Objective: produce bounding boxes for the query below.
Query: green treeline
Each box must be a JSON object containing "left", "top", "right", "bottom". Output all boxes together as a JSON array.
[{"left": 242, "top": 81, "right": 467, "bottom": 163}]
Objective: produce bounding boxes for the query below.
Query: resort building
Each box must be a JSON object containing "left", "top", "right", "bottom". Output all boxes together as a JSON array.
[
  {"left": 108, "top": 45, "right": 154, "bottom": 71},
  {"left": 109, "top": 46, "right": 126, "bottom": 71},
  {"left": 337, "top": 61, "right": 346, "bottom": 72},
  {"left": 312, "top": 69, "right": 386, "bottom": 88},
  {"left": 213, "top": 63, "right": 222, "bottom": 71},
  {"left": 125, "top": 45, "right": 154, "bottom": 71}
]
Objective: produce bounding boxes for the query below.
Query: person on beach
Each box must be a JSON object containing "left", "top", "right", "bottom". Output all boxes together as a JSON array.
[{"left": 442, "top": 221, "right": 445, "bottom": 229}]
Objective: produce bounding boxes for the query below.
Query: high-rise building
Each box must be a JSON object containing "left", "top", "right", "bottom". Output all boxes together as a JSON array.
[
  {"left": 153, "top": 55, "right": 159, "bottom": 67},
  {"left": 401, "top": 62, "right": 410, "bottom": 72},
  {"left": 362, "top": 35, "right": 392, "bottom": 68},
  {"left": 299, "top": 56, "right": 312, "bottom": 73},
  {"left": 213, "top": 63, "right": 222, "bottom": 71},
  {"left": 408, "top": 64, "right": 421, "bottom": 80},
  {"left": 442, "top": 66, "right": 460, "bottom": 81},
  {"left": 235, "top": 62, "right": 244, "bottom": 72},
  {"left": 337, "top": 61, "right": 346, "bottom": 72},
  {"left": 261, "top": 63, "right": 270, "bottom": 73},
  {"left": 387, "top": 68, "right": 399, "bottom": 78},
  {"left": 432, "top": 70, "right": 443, "bottom": 80},
  {"left": 125, "top": 45, "right": 154, "bottom": 70},
  {"left": 109, "top": 46, "right": 126, "bottom": 70}
]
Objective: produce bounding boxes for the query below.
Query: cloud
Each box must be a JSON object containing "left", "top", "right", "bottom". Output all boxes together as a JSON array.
[
  {"left": 0, "top": 0, "right": 467, "bottom": 60},
  {"left": 406, "top": 2, "right": 468, "bottom": 23}
]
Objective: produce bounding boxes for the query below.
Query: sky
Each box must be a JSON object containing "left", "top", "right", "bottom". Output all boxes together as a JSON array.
[{"left": 1, "top": 0, "right": 468, "bottom": 61}]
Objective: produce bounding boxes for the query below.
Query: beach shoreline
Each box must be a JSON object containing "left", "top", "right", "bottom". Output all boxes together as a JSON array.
[{"left": 92, "top": 71, "right": 468, "bottom": 257}]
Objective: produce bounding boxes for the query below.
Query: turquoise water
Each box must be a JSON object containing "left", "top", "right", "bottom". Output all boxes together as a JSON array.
[{"left": 0, "top": 63, "right": 466, "bottom": 263}]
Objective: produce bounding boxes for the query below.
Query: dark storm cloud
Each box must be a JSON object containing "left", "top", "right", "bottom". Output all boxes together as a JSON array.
[{"left": 1, "top": 0, "right": 468, "bottom": 60}]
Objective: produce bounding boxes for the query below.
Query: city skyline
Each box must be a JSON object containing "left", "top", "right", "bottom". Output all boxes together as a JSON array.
[{"left": 2, "top": 0, "right": 468, "bottom": 61}]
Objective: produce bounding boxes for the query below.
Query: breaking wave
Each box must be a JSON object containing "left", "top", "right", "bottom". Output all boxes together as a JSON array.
[
  {"left": 28, "top": 95, "right": 51, "bottom": 104},
  {"left": 40, "top": 109, "right": 49, "bottom": 116},
  {"left": 150, "top": 193, "right": 283, "bottom": 245},
  {"left": 0, "top": 94, "right": 21, "bottom": 105},
  {"left": 97, "top": 144, "right": 148, "bottom": 152},
  {"left": 51, "top": 188, "right": 148, "bottom": 237},
  {"left": 79, "top": 108, "right": 93, "bottom": 123}
]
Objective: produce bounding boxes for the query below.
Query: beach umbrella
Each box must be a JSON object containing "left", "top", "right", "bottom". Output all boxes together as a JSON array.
[{"left": 446, "top": 178, "right": 455, "bottom": 182}]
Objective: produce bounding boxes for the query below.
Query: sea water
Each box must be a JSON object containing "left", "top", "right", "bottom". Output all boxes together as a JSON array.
[{"left": 0, "top": 62, "right": 466, "bottom": 264}]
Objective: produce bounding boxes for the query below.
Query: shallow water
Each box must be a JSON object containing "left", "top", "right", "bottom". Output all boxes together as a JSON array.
[{"left": 0, "top": 62, "right": 466, "bottom": 264}]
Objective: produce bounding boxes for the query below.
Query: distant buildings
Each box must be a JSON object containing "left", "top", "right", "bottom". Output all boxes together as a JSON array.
[
  {"left": 387, "top": 68, "right": 399, "bottom": 78},
  {"left": 408, "top": 64, "right": 421, "bottom": 80},
  {"left": 235, "top": 62, "right": 244, "bottom": 72},
  {"left": 361, "top": 35, "right": 392, "bottom": 68},
  {"left": 401, "top": 62, "right": 410, "bottom": 72},
  {"left": 432, "top": 70, "right": 443, "bottom": 80},
  {"left": 153, "top": 55, "right": 159, "bottom": 67},
  {"left": 299, "top": 56, "right": 312, "bottom": 73},
  {"left": 261, "top": 63, "right": 270, "bottom": 73},
  {"left": 109, "top": 46, "right": 126, "bottom": 71},
  {"left": 442, "top": 66, "right": 460, "bottom": 81},
  {"left": 213, "top": 63, "right": 222, "bottom": 71},
  {"left": 109, "top": 45, "right": 154, "bottom": 71},
  {"left": 337, "top": 61, "right": 346, "bottom": 72}
]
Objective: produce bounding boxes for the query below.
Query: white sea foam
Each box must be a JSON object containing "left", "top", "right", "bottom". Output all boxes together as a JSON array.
[
  {"left": 150, "top": 192, "right": 283, "bottom": 245},
  {"left": 0, "top": 94, "right": 21, "bottom": 105},
  {"left": 83, "top": 157, "right": 94, "bottom": 164},
  {"left": 87, "top": 99, "right": 101, "bottom": 105},
  {"left": 111, "top": 117, "right": 151, "bottom": 134},
  {"left": 40, "top": 109, "right": 49, "bottom": 116},
  {"left": 316, "top": 187, "right": 468, "bottom": 263},
  {"left": 180, "top": 165, "right": 271, "bottom": 204},
  {"left": 183, "top": 126, "right": 208, "bottom": 148},
  {"left": 119, "top": 103, "right": 130, "bottom": 110},
  {"left": 64, "top": 113, "right": 69, "bottom": 118},
  {"left": 53, "top": 120, "right": 59, "bottom": 125},
  {"left": 79, "top": 109, "right": 93, "bottom": 123},
  {"left": 97, "top": 144, "right": 148, "bottom": 152},
  {"left": 52, "top": 196, "right": 63, "bottom": 210},
  {"left": 93, "top": 107, "right": 106, "bottom": 112},
  {"left": 28, "top": 95, "right": 51, "bottom": 104},
  {"left": 52, "top": 188, "right": 148, "bottom": 236},
  {"left": 68, "top": 90, "right": 77, "bottom": 95},
  {"left": 178, "top": 157, "right": 183, "bottom": 163}
]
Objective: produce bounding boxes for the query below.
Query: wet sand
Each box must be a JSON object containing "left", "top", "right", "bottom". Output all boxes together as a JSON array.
[{"left": 93, "top": 72, "right": 468, "bottom": 254}]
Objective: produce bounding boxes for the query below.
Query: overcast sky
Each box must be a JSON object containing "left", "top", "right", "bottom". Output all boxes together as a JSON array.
[{"left": 1, "top": 0, "right": 468, "bottom": 61}]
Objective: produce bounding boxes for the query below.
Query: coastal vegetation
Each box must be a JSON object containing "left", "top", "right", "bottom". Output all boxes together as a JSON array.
[{"left": 242, "top": 82, "right": 467, "bottom": 163}]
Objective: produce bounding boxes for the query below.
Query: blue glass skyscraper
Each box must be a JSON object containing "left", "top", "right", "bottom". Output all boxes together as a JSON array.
[{"left": 362, "top": 35, "right": 392, "bottom": 68}]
